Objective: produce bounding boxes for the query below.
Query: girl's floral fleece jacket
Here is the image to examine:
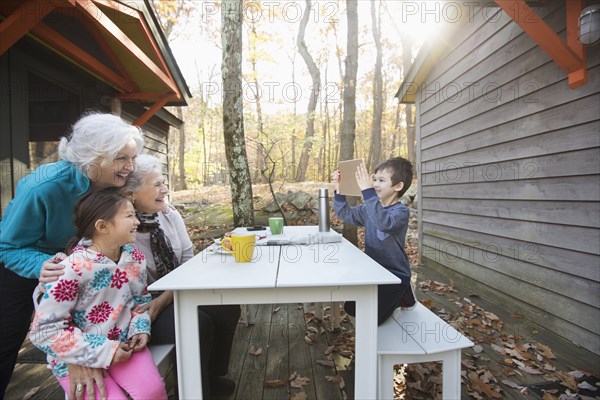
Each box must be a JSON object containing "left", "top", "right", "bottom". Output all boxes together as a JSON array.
[{"left": 29, "top": 244, "right": 151, "bottom": 378}]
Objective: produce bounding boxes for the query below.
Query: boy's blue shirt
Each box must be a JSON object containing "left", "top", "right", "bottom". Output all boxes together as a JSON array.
[
  {"left": 0, "top": 160, "right": 90, "bottom": 279},
  {"left": 333, "top": 188, "right": 411, "bottom": 282}
]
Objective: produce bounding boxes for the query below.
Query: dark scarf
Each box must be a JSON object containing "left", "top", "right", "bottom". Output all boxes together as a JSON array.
[{"left": 136, "top": 212, "right": 179, "bottom": 278}]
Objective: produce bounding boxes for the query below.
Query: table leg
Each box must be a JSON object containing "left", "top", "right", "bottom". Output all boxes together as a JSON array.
[
  {"left": 174, "top": 291, "right": 202, "bottom": 399},
  {"left": 335, "top": 284, "right": 378, "bottom": 399}
]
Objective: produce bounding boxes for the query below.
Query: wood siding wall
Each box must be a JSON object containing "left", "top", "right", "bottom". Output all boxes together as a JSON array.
[{"left": 416, "top": 2, "right": 600, "bottom": 354}]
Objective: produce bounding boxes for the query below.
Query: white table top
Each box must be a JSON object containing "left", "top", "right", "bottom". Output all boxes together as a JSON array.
[
  {"left": 277, "top": 226, "right": 401, "bottom": 287},
  {"left": 149, "top": 245, "right": 281, "bottom": 291},
  {"left": 149, "top": 225, "right": 401, "bottom": 291}
]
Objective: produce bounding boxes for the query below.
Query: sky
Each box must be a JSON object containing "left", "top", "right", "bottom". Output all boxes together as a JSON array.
[{"left": 166, "top": 1, "right": 447, "bottom": 113}]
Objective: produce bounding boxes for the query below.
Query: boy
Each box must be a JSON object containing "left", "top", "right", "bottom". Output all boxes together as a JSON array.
[{"left": 333, "top": 157, "right": 416, "bottom": 325}]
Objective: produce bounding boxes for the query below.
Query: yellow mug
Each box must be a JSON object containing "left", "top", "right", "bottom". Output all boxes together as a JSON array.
[{"left": 221, "top": 234, "right": 256, "bottom": 263}]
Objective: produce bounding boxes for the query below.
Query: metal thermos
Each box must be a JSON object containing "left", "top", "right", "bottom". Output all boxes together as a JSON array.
[{"left": 318, "top": 188, "right": 330, "bottom": 232}]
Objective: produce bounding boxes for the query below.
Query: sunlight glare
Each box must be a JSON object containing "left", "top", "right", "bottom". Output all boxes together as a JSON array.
[{"left": 395, "top": 1, "right": 450, "bottom": 42}]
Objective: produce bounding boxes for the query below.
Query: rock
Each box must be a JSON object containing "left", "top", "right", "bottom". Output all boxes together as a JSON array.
[
  {"left": 289, "top": 190, "right": 313, "bottom": 210},
  {"left": 263, "top": 201, "right": 281, "bottom": 213}
]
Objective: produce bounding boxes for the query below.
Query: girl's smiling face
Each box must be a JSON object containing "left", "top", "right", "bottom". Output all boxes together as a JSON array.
[
  {"left": 372, "top": 168, "right": 404, "bottom": 206},
  {"left": 105, "top": 200, "right": 139, "bottom": 246},
  {"left": 133, "top": 170, "right": 169, "bottom": 214}
]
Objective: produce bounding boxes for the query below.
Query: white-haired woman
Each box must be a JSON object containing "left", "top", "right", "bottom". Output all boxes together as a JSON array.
[
  {"left": 130, "top": 154, "right": 240, "bottom": 398},
  {"left": 0, "top": 112, "right": 143, "bottom": 400}
]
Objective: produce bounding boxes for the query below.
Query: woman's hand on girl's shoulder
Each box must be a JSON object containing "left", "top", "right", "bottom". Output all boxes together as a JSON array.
[{"left": 39, "top": 253, "right": 67, "bottom": 285}]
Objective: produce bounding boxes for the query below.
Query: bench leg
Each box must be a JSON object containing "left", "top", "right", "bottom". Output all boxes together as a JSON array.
[
  {"left": 441, "top": 350, "right": 462, "bottom": 400},
  {"left": 377, "top": 355, "right": 396, "bottom": 400}
]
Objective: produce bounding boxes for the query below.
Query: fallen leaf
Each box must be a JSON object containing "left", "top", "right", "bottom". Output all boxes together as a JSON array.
[
  {"left": 316, "top": 359, "right": 335, "bottom": 367},
  {"left": 273, "top": 306, "right": 281, "bottom": 313},
  {"left": 473, "top": 344, "right": 484, "bottom": 353},
  {"left": 505, "top": 348, "right": 527, "bottom": 361},
  {"left": 324, "top": 346, "right": 334, "bottom": 355},
  {"left": 491, "top": 344, "right": 505, "bottom": 354},
  {"left": 518, "top": 365, "right": 543, "bottom": 375},
  {"left": 420, "top": 298, "right": 434, "bottom": 308},
  {"left": 249, "top": 346, "right": 263, "bottom": 356},
  {"left": 501, "top": 380, "right": 523, "bottom": 390},
  {"left": 511, "top": 313, "right": 525, "bottom": 318},
  {"left": 568, "top": 370, "right": 585, "bottom": 379},
  {"left": 542, "top": 393, "right": 559, "bottom": 400},
  {"left": 304, "top": 333, "right": 317, "bottom": 344},
  {"left": 290, "top": 374, "right": 310, "bottom": 388},
  {"left": 484, "top": 312, "right": 500, "bottom": 321},
  {"left": 468, "top": 372, "right": 502, "bottom": 398},
  {"left": 544, "top": 363, "right": 556, "bottom": 371},
  {"left": 556, "top": 371, "right": 578, "bottom": 391},
  {"left": 291, "top": 392, "right": 308, "bottom": 400},
  {"left": 263, "top": 379, "right": 287, "bottom": 388},
  {"left": 325, "top": 375, "right": 345, "bottom": 389},
  {"left": 536, "top": 343, "right": 556, "bottom": 359},
  {"left": 577, "top": 381, "right": 597, "bottom": 391}
]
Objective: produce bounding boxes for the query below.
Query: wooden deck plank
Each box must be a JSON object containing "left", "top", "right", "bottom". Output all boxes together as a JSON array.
[
  {"left": 304, "top": 303, "right": 344, "bottom": 400},
  {"left": 263, "top": 303, "right": 290, "bottom": 400},
  {"left": 288, "top": 301, "right": 318, "bottom": 400},
  {"left": 235, "top": 303, "right": 273, "bottom": 400}
]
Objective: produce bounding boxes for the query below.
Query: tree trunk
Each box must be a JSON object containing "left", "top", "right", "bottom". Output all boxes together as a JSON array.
[
  {"left": 368, "top": 0, "right": 383, "bottom": 171},
  {"left": 221, "top": 0, "right": 254, "bottom": 227},
  {"left": 295, "top": 0, "right": 321, "bottom": 182},
  {"left": 175, "top": 107, "right": 187, "bottom": 190},
  {"left": 401, "top": 35, "right": 416, "bottom": 164},
  {"left": 249, "top": 22, "right": 266, "bottom": 183},
  {"left": 340, "top": 0, "right": 359, "bottom": 245}
]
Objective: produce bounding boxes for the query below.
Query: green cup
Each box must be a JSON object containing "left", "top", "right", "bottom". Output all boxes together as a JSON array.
[{"left": 269, "top": 217, "right": 284, "bottom": 235}]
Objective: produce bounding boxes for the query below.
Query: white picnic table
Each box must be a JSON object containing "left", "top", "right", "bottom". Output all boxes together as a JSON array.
[{"left": 149, "top": 225, "right": 401, "bottom": 399}]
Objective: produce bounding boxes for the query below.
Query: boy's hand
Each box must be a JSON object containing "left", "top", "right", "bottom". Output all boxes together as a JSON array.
[
  {"left": 356, "top": 161, "right": 373, "bottom": 191},
  {"left": 128, "top": 333, "right": 149, "bottom": 353},
  {"left": 332, "top": 170, "right": 340, "bottom": 192}
]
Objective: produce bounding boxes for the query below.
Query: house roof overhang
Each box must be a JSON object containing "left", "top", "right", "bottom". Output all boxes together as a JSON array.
[
  {"left": 0, "top": 0, "right": 191, "bottom": 126},
  {"left": 395, "top": 0, "right": 590, "bottom": 104}
]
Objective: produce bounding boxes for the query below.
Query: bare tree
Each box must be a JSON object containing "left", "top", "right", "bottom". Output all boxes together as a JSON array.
[
  {"left": 221, "top": 0, "right": 254, "bottom": 226},
  {"left": 339, "top": 0, "right": 359, "bottom": 245},
  {"left": 150, "top": 0, "right": 192, "bottom": 189},
  {"left": 175, "top": 107, "right": 187, "bottom": 190},
  {"left": 401, "top": 35, "right": 416, "bottom": 163},
  {"left": 295, "top": 0, "right": 321, "bottom": 182},
  {"left": 367, "top": 0, "right": 383, "bottom": 171}
]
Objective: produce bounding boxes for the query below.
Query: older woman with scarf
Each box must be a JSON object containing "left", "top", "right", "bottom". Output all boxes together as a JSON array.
[{"left": 40, "top": 154, "right": 240, "bottom": 399}]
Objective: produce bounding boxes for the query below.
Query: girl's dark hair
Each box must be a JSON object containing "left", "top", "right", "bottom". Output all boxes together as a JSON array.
[{"left": 66, "top": 190, "right": 130, "bottom": 254}]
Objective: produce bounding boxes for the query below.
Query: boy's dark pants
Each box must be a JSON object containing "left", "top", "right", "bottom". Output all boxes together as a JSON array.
[
  {"left": 344, "top": 283, "right": 408, "bottom": 326},
  {"left": 0, "top": 263, "right": 38, "bottom": 399}
]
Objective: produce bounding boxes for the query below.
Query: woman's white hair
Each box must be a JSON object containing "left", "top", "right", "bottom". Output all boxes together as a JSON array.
[
  {"left": 135, "top": 153, "right": 163, "bottom": 176},
  {"left": 58, "top": 112, "right": 144, "bottom": 169}
]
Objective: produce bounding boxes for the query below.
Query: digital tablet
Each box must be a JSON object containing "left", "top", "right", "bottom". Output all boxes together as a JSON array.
[{"left": 338, "top": 158, "right": 364, "bottom": 196}]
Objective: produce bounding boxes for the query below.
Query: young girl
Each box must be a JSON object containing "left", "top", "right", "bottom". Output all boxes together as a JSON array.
[{"left": 30, "top": 191, "right": 167, "bottom": 400}]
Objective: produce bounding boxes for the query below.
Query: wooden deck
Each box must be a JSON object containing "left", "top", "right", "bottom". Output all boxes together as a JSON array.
[{"left": 6, "top": 262, "right": 599, "bottom": 399}]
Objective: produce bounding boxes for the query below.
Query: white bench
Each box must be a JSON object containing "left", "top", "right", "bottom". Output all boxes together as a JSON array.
[
  {"left": 377, "top": 303, "right": 474, "bottom": 399},
  {"left": 149, "top": 343, "right": 176, "bottom": 378}
]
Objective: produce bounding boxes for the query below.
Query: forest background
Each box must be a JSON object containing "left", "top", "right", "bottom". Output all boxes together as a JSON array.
[{"left": 150, "top": 0, "right": 441, "bottom": 192}]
